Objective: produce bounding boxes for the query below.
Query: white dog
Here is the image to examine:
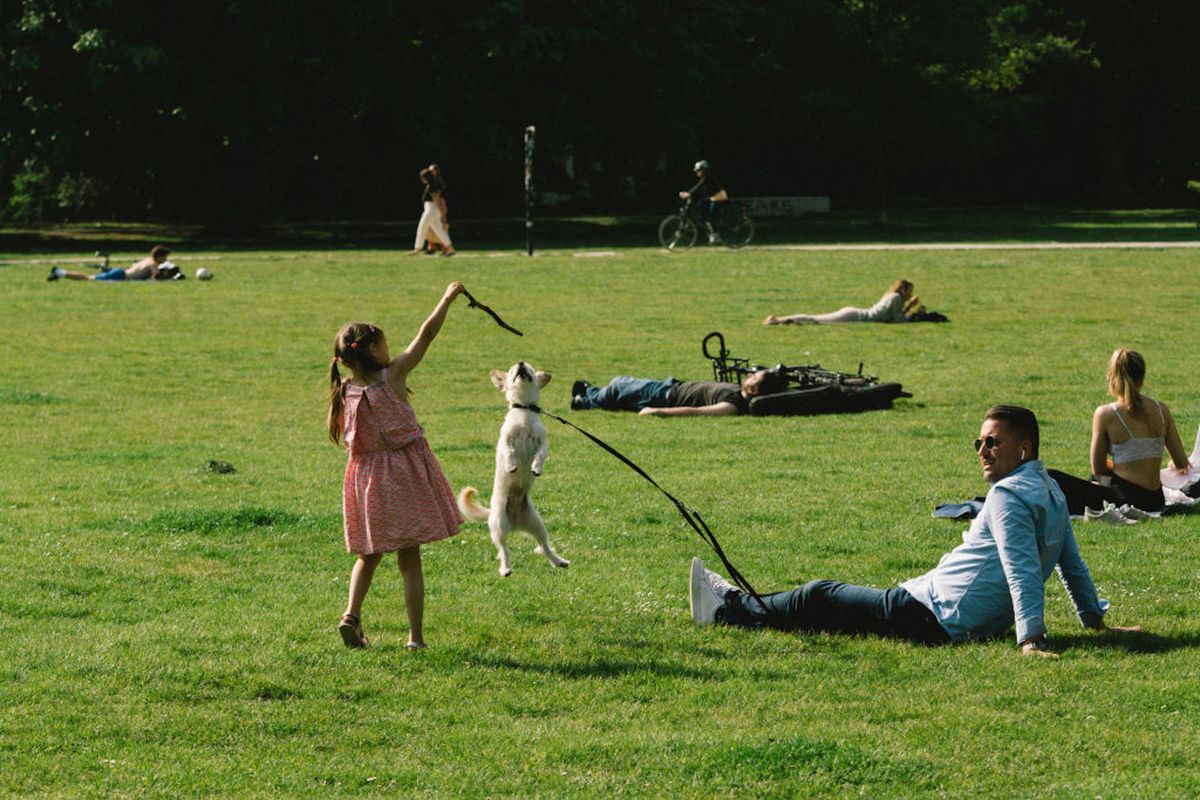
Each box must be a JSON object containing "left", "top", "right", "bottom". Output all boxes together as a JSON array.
[{"left": 458, "top": 362, "right": 569, "bottom": 577}]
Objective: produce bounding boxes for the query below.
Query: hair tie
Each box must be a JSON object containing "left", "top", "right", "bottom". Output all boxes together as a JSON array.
[{"left": 349, "top": 341, "right": 358, "bottom": 349}]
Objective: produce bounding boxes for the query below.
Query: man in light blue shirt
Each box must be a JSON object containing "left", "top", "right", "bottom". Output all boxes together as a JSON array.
[{"left": 689, "top": 405, "right": 1141, "bottom": 655}]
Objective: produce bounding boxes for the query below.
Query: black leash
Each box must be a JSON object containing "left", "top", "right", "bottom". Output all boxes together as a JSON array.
[
  {"left": 462, "top": 288, "right": 523, "bottom": 336},
  {"left": 513, "top": 402, "right": 767, "bottom": 610}
]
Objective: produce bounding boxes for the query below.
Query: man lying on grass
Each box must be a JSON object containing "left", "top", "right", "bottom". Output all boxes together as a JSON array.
[
  {"left": 569, "top": 370, "right": 787, "bottom": 417},
  {"left": 690, "top": 405, "right": 1142, "bottom": 656},
  {"left": 48, "top": 245, "right": 171, "bottom": 282}
]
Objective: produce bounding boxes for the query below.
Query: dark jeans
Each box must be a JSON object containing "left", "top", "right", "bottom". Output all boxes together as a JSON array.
[
  {"left": 1047, "top": 468, "right": 1166, "bottom": 514},
  {"left": 704, "top": 198, "right": 726, "bottom": 230},
  {"left": 718, "top": 580, "right": 951, "bottom": 645},
  {"left": 576, "top": 376, "right": 676, "bottom": 411}
]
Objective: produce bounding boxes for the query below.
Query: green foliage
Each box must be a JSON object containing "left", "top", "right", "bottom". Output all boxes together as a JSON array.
[
  {"left": 1, "top": 2, "right": 1199, "bottom": 223},
  {"left": 2, "top": 236, "right": 1200, "bottom": 795},
  {"left": 4, "top": 159, "right": 50, "bottom": 222},
  {"left": 53, "top": 172, "right": 99, "bottom": 218}
]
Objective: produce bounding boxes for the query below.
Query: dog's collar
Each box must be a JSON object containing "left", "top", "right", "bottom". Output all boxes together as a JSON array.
[{"left": 510, "top": 402, "right": 542, "bottom": 413}]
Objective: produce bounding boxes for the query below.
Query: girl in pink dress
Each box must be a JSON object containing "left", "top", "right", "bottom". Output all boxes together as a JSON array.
[{"left": 327, "top": 281, "right": 466, "bottom": 649}]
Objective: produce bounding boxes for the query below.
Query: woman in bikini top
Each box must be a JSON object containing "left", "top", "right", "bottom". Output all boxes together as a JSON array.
[{"left": 1089, "top": 348, "right": 1190, "bottom": 496}]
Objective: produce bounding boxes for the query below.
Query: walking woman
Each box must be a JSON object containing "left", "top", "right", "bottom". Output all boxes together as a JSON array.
[{"left": 410, "top": 165, "right": 456, "bottom": 256}]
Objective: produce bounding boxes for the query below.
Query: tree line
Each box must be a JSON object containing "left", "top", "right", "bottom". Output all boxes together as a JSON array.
[{"left": 2, "top": 0, "right": 1197, "bottom": 230}]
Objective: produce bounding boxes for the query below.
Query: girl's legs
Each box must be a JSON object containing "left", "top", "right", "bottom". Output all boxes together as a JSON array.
[
  {"left": 766, "top": 313, "right": 818, "bottom": 325},
  {"left": 341, "top": 552, "right": 384, "bottom": 647},
  {"left": 811, "top": 307, "right": 867, "bottom": 323},
  {"left": 1111, "top": 474, "right": 1166, "bottom": 512},
  {"left": 397, "top": 546, "right": 425, "bottom": 647},
  {"left": 1047, "top": 469, "right": 1117, "bottom": 515},
  {"left": 765, "top": 307, "right": 865, "bottom": 325},
  {"left": 345, "top": 552, "right": 384, "bottom": 618}
]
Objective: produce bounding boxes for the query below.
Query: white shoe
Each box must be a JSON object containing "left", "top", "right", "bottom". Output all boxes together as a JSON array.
[
  {"left": 1083, "top": 501, "right": 1137, "bottom": 526},
  {"left": 1117, "top": 504, "right": 1153, "bottom": 521},
  {"left": 689, "top": 557, "right": 734, "bottom": 625}
]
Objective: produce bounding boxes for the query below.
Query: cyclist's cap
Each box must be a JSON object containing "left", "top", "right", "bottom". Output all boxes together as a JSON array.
[{"left": 693, "top": 160, "right": 709, "bottom": 172}]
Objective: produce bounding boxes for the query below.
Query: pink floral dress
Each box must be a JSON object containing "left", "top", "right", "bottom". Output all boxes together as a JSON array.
[{"left": 341, "top": 371, "right": 462, "bottom": 554}]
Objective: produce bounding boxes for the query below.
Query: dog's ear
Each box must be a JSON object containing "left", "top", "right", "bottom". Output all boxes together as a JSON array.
[
  {"left": 490, "top": 370, "right": 508, "bottom": 390},
  {"left": 535, "top": 371, "right": 552, "bottom": 388}
]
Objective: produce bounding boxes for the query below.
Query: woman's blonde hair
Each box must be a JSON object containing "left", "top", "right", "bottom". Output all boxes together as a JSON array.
[
  {"left": 888, "top": 279, "right": 913, "bottom": 297},
  {"left": 1107, "top": 347, "right": 1146, "bottom": 413}
]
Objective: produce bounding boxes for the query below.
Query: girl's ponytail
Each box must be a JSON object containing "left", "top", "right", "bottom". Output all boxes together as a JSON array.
[
  {"left": 328, "top": 321, "right": 389, "bottom": 444},
  {"left": 327, "top": 356, "right": 347, "bottom": 444},
  {"left": 1107, "top": 347, "right": 1145, "bottom": 414}
]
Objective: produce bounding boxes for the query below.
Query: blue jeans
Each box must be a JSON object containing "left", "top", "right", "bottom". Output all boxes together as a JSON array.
[
  {"left": 705, "top": 198, "right": 726, "bottom": 230},
  {"left": 576, "top": 376, "right": 676, "bottom": 411},
  {"left": 718, "top": 580, "right": 951, "bottom": 645}
]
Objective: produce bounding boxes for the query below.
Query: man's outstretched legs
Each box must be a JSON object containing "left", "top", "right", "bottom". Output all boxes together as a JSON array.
[
  {"left": 571, "top": 376, "right": 675, "bottom": 411},
  {"left": 689, "top": 558, "right": 949, "bottom": 645}
]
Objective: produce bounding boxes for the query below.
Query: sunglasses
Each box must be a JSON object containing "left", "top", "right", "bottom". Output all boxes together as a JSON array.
[{"left": 973, "top": 435, "right": 1004, "bottom": 453}]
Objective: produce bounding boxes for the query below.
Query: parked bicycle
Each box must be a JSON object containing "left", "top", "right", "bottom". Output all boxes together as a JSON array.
[
  {"left": 85, "top": 251, "right": 110, "bottom": 270},
  {"left": 658, "top": 197, "right": 754, "bottom": 250}
]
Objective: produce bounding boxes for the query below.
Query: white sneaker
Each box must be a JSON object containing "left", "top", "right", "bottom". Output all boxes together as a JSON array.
[
  {"left": 1083, "top": 501, "right": 1137, "bottom": 526},
  {"left": 1117, "top": 504, "right": 1153, "bottom": 521},
  {"left": 689, "top": 557, "right": 734, "bottom": 625}
]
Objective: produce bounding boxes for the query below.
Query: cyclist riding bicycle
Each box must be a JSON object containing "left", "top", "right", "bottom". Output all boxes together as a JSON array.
[{"left": 679, "top": 160, "right": 729, "bottom": 244}]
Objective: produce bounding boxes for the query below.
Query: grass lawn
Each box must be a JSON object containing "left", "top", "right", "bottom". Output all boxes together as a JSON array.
[{"left": 2, "top": 237, "right": 1199, "bottom": 797}]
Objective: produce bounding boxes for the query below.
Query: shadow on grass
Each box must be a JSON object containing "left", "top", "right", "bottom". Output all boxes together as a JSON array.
[
  {"left": 1053, "top": 630, "right": 1200, "bottom": 654},
  {"left": 123, "top": 505, "right": 341, "bottom": 534},
  {"left": 462, "top": 651, "right": 720, "bottom": 681}
]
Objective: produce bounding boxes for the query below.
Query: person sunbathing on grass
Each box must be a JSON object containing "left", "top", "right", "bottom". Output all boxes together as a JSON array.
[
  {"left": 48, "top": 245, "right": 171, "bottom": 282},
  {"left": 689, "top": 405, "right": 1142, "bottom": 657},
  {"left": 1048, "top": 347, "right": 1194, "bottom": 518},
  {"left": 764, "top": 279, "right": 923, "bottom": 325},
  {"left": 569, "top": 370, "right": 788, "bottom": 417}
]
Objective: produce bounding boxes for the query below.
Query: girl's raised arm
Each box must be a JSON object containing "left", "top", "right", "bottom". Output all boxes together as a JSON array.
[{"left": 391, "top": 281, "right": 465, "bottom": 379}]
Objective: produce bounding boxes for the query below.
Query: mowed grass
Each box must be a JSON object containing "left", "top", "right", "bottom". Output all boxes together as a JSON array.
[{"left": 2, "top": 242, "right": 1199, "bottom": 797}]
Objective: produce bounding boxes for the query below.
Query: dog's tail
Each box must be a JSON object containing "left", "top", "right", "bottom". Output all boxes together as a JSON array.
[{"left": 457, "top": 487, "right": 490, "bottom": 522}]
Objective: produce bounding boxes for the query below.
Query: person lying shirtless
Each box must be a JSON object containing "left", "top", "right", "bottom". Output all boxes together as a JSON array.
[{"left": 48, "top": 245, "right": 171, "bottom": 282}]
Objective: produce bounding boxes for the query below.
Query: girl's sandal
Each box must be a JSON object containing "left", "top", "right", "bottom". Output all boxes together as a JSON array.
[{"left": 338, "top": 613, "right": 370, "bottom": 649}]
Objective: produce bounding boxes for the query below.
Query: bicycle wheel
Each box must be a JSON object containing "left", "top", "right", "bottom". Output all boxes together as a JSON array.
[
  {"left": 658, "top": 215, "right": 697, "bottom": 250},
  {"left": 723, "top": 214, "right": 755, "bottom": 249}
]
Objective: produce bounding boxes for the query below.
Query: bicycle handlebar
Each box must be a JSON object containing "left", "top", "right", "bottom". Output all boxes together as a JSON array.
[{"left": 701, "top": 331, "right": 728, "bottom": 361}]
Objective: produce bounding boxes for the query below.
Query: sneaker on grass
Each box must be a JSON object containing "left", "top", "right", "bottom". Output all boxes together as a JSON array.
[
  {"left": 689, "top": 556, "right": 735, "bottom": 625},
  {"left": 1117, "top": 504, "right": 1153, "bottom": 521},
  {"left": 1083, "top": 501, "right": 1138, "bottom": 526}
]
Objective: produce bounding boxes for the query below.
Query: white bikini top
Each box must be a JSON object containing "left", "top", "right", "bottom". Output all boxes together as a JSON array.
[{"left": 1109, "top": 401, "right": 1165, "bottom": 465}]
